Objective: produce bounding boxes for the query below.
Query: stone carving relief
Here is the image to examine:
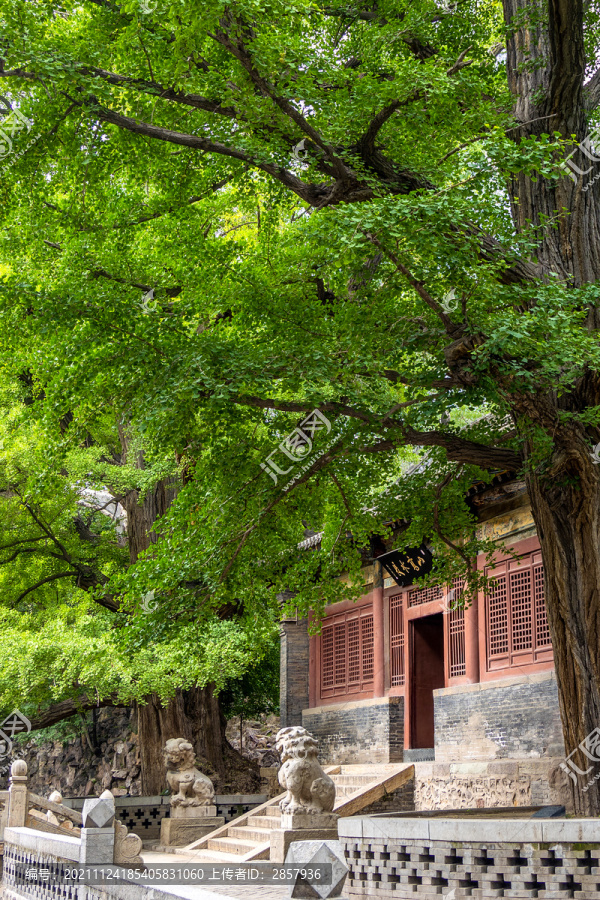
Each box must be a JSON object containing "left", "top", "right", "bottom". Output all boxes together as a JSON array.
[
  {"left": 415, "top": 775, "right": 531, "bottom": 810},
  {"left": 114, "top": 819, "right": 143, "bottom": 866}
]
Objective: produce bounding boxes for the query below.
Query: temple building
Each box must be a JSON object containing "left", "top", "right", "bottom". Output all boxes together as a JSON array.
[{"left": 279, "top": 473, "right": 565, "bottom": 772}]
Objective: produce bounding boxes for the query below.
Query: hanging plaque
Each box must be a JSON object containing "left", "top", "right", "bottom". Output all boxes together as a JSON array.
[{"left": 377, "top": 544, "right": 433, "bottom": 588}]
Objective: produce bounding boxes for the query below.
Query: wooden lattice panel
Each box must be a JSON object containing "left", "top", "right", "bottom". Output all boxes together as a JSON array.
[
  {"left": 407, "top": 585, "right": 442, "bottom": 607},
  {"left": 319, "top": 607, "right": 375, "bottom": 698},
  {"left": 334, "top": 622, "right": 346, "bottom": 686},
  {"left": 488, "top": 574, "right": 509, "bottom": 657},
  {"left": 361, "top": 616, "right": 374, "bottom": 680},
  {"left": 485, "top": 552, "right": 553, "bottom": 671},
  {"left": 321, "top": 625, "right": 334, "bottom": 688},
  {"left": 510, "top": 568, "right": 533, "bottom": 651},
  {"left": 390, "top": 593, "right": 405, "bottom": 686},
  {"left": 534, "top": 565, "right": 551, "bottom": 646},
  {"left": 347, "top": 619, "right": 361, "bottom": 684},
  {"left": 448, "top": 577, "right": 466, "bottom": 677}
]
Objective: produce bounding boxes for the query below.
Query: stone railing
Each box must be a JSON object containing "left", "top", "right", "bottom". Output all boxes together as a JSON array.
[
  {"left": 62, "top": 792, "right": 268, "bottom": 840},
  {"left": 339, "top": 813, "right": 600, "bottom": 899},
  {"left": 2, "top": 761, "right": 142, "bottom": 867}
]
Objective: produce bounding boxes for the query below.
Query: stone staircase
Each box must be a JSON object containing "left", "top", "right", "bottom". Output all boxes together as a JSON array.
[{"left": 175, "top": 763, "right": 414, "bottom": 862}]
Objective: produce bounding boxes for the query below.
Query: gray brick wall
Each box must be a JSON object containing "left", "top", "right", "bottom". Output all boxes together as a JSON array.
[
  {"left": 303, "top": 697, "right": 404, "bottom": 765},
  {"left": 279, "top": 618, "right": 309, "bottom": 727},
  {"left": 434, "top": 671, "right": 565, "bottom": 762}
]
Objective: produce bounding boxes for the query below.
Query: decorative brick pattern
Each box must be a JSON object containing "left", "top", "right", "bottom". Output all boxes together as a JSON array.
[
  {"left": 341, "top": 834, "right": 600, "bottom": 898},
  {"left": 63, "top": 795, "right": 267, "bottom": 840}
]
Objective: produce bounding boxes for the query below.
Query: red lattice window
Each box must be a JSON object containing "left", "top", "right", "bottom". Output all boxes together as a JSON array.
[
  {"left": 534, "top": 565, "right": 551, "bottom": 646},
  {"left": 510, "top": 569, "right": 533, "bottom": 651},
  {"left": 390, "top": 594, "right": 405, "bottom": 686},
  {"left": 361, "top": 617, "right": 374, "bottom": 679},
  {"left": 334, "top": 623, "right": 346, "bottom": 686},
  {"left": 322, "top": 626, "right": 334, "bottom": 688},
  {"left": 347, "top": 619, "right": 360, "bottom": 683},
  {"left": 448, "top": 578, "right": 466, "bottom": 677},
  {"left": 486, "top": 554, "right": 552, "bottom": 670},
  {"left": 407, "top": 585, "right": 442, "bottom": 607},
  {"left": 320, "top": 608, "right": 375, "bottom": 697},
  {"left": 488, "top": 575, "right": 509, "bottom": 657}
]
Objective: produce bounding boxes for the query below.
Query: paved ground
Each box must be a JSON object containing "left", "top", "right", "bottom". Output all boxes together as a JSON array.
[{"left": 138, "top": 851, "right": 291, "bottom": 900}]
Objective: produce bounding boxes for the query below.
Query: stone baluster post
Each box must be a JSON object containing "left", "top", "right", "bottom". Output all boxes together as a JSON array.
[
  {"left": 7, "top": 759, "right": 28, "bottom": 827},
  {"left": 80, "top": 790, "right": 116, "bottom": 864}
]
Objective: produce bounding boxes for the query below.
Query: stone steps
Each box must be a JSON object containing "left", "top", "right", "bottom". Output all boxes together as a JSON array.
[
  {"left": 247, "top": 815, "right": 281, "bottom": 829},
  {"left": 228, "top": 825, "right": 271, "bottom": 842},
  {"left": 207, "top": 836, "right": 259, "bottom": 855},
  {"left": 179, "top": 763, "right": 414, "bottom": 862}
]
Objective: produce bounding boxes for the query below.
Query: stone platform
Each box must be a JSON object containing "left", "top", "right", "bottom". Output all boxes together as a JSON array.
[{"left": 161, "top": 806, "right": 225, "bottom": 847}]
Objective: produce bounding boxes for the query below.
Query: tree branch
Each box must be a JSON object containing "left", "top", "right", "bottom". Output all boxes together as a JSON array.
[
  {"left": 82, "top": 67, "right": 239, "bottom": 117},
  {"left": 14, "top": 571, "right": 77, "bottom": 603},
  {"left": 364, "top": 232, "right": 461, "bottom": 333},
  {"left": 212, "top": 19, "right": 351, "bottom": 181},
  {"left": 29, "top": 694, "right": 122, "bottom": 731},
  {"left": 91, "top": 102, "right": 323, "bottom": 204}
]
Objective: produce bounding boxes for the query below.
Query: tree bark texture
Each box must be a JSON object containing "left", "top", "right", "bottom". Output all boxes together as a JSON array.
[
  {"left": 136, "top": 688, "right": 260, "bottom": 795},
  {"left": 503, "top": 0, "right": 600, "bottom": 814}
]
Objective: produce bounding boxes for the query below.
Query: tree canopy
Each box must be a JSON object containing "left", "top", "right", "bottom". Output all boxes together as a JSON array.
[{"left": 1, "top": 0, "right": 600, "bottom": 809}]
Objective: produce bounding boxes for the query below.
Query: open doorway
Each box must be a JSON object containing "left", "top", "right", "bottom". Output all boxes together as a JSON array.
[{"left": 410, "top": 613, "right": 445, "bottom": 749}]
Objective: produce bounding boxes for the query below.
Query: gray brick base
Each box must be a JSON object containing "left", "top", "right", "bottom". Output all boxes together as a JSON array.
[
  {"left": 303, "top": 697, "right": 404, "bottom": 765},
  {"left": 434, "top": 671, "right": 565, "bottom": 762}
]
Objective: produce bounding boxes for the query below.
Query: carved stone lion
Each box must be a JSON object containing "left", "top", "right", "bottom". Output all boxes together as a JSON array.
[
  {"left": 276, "top": 726, "right": 336, "bottom": 815},
  {"left": 163, "top": 738, "right": 215, "bottom": 808}
]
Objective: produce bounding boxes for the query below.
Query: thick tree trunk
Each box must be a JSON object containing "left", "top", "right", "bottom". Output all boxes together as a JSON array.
[
  {"left": 120, "top": 440, "right": 250, "bottom": 795},
  {"left": 524, "top": 438, "right": 600, "bottom": 815},
  {"left": 136, "top": 686, "right": 228, "bottom": 794},
  {"left": 136, "top": 688, "right": 261, "bottom": 795},
  {"left": 500, "top": 0, "right": 600, "bottom": 815}
]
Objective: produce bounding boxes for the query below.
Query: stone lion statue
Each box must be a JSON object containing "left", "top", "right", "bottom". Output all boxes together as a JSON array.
[
  {"left": 163, "top": 738, "right": 215, "bottom": 808},
  {"left": 276, "top": 726, "right": 336, "bottom": 815}
]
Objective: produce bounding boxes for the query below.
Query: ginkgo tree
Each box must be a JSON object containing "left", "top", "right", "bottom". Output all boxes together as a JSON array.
[{"left": 0, "top": 0, "right": 600, "bottom": 812}]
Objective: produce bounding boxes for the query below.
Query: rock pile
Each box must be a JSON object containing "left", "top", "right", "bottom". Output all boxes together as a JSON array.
[{"left": 225, "top": 713, "right": 280, "bottom": 768}]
